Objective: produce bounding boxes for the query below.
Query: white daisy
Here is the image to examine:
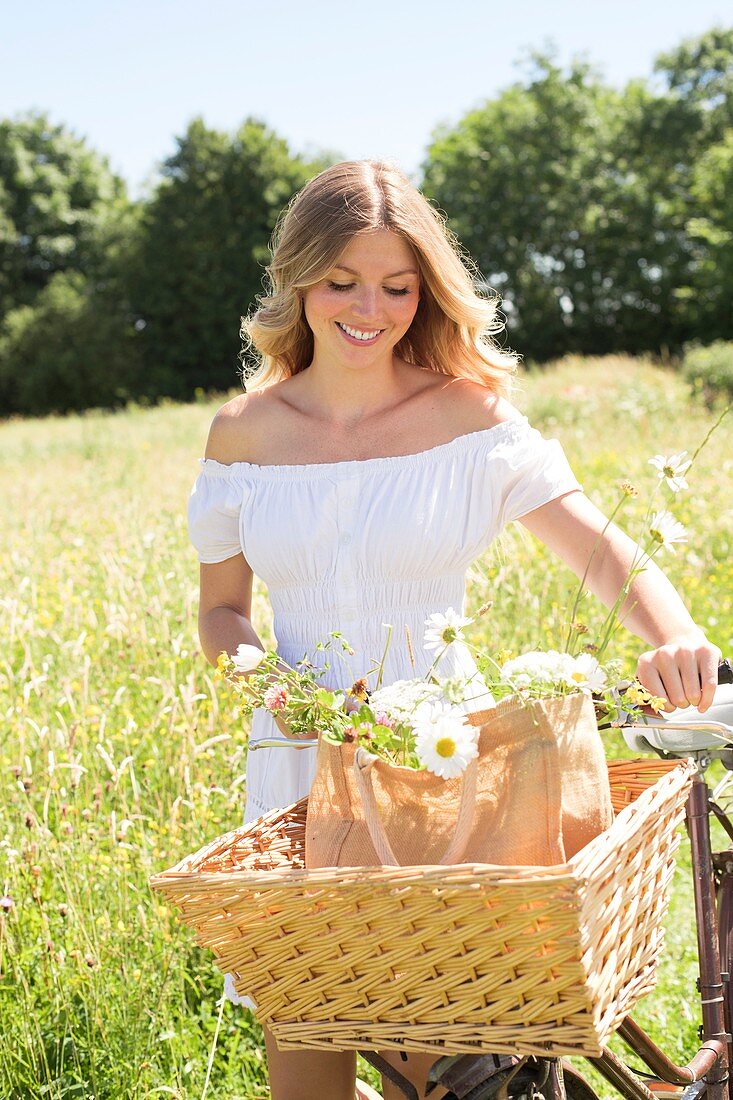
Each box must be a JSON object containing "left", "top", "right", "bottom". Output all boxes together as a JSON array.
[
  {"left": 648, "top": 452, "right": 692, "bottom": 493},
  {"left": 412, "top": 701, "right": 478, "bottom": 779},
  {"left": 231, "top": 644, "right": 266, "bottom": 674},
  {"left": 648, "top": 511, "right": 688, "bottom": 554},
  {"left": 423, "top": 607, "right": 471, "bottom": 653},
  {"left": 563, "top": 653, "right": 608, "bottom": 693}
]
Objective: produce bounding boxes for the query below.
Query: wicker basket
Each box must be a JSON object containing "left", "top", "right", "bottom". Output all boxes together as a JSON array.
[{"left": 150, "top": 757, "right": 695, "bottom": 1057}]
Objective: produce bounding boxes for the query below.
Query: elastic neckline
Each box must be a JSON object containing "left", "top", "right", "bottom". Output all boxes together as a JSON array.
[{"left": 198, "top": 417, "right": 530, "bottom": 478}]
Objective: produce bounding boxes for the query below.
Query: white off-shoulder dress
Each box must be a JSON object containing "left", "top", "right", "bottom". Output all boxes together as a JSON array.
[{"left": 187, "top": 415, "right": 583, "bottom": 1009}]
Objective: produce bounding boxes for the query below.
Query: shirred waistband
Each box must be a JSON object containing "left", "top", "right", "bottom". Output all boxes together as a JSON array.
[{"left": 269, "top": 573, "right": 466, "bottom": 623}]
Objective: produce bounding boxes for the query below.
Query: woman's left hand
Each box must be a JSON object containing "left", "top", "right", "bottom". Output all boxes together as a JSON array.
[{"left": 636, "top": 630, "right": 722, "bottom": 713}]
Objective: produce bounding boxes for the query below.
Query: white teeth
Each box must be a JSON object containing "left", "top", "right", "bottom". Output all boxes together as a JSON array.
[{"left": 337, "top": 322, "right": 382, "bottom": 341}]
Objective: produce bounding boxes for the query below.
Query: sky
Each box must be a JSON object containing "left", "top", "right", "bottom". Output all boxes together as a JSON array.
[{"left": 2, "top": 0, "right": 730, "bottom": 199}]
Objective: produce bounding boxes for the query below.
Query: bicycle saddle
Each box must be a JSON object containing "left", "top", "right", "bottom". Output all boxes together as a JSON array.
[{"left": 622, "top": 684, "right": 733, "bottom": 754}]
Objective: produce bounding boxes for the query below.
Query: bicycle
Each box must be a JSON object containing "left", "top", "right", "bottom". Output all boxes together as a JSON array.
[{"left": 355, "top": 658, "right": 733, "bottom": 1100}]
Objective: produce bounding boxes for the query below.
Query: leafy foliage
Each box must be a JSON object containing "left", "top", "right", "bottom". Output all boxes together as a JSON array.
[
  {"left": 0, "top": 269, "right": 144, "bottom": 416},
  {"left": 421, "top": 30, "right": 733, "bottom": 360},
  {"left": 682, "top": 340, "right": 733, "bottom": 408},
  {"left": 0, "top": 111, "right": 127, "bottom": 323},
  {"left": 124, "top": 117, "right": 329, "bottom": 401}
]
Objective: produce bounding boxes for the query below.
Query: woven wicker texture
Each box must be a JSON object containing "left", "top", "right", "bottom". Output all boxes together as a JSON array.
[{"left": 150, "top": 757, "right": 696, "bottom": 1057}]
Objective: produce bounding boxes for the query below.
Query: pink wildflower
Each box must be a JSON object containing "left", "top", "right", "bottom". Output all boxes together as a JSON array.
[
  {"left": 263, "top": 684, "right": 289, "bottom": 712},
  {"left": 354, "top": 722, "right": 373, "bottom": 742},
  {"left": 375, "top": 711, "right": 395, "bottom": 729},
  {"left": 344, "top": 723, "right": 372, "bottom": 744}
]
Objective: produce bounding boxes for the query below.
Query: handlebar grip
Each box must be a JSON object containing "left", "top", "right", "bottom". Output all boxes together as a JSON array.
[{"left": 718, "top": 659, "right": 733, "bottom": 685}]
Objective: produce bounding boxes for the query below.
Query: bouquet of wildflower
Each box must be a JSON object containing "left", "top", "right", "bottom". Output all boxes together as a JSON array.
[
  {"left": 215, "top": 633, "right": 354, "bottom": 741},
  {"left": 216, "top": 628, "right": 489, "bottom": 777},
  {"left": 217, "top": 599, "right": 657, "bottom": 782},
  {"left": 216, "top": 590, "right": 677, "bottom": 782},
  {"left": 395, "top": 607, "right": 664, "bottom": 730}
]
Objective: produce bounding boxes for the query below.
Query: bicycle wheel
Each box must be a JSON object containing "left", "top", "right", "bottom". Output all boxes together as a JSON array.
[
  {"left": 552, "top": 1061, "right": 604, "bottom": 1100},
  {"left": 512, "top": 1058, "right": 602, "bottom": 1100},
  {"left": 424, "top": 1054, "right": 603, "bottom": 1100}
]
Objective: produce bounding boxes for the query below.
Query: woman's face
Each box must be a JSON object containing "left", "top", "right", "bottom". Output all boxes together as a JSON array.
[{"left": 302, "top": 230, "right": 420, "bottom": 367}]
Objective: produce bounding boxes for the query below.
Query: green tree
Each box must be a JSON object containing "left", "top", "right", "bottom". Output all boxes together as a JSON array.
[
  {"left": 654, "top": 26, "right": 733, "bottom": 143},
  {"left": 0, "top": 269, "right": 144, "bottom": 416},
  {"left": 0, "top": 111, "right": 127, "bottom": 323},
  {"left": 568, "top": 78, "right": 702, "bottom": 355},
  {"left": 654, "top": 27, "right": 733, "bottom": 342},
  {"left": 421, "top": 53, "right": 615, "bottom": 361},
  {"left": 128, "top": 117, "right": 329, "bottom": 400},
  {"left": 421, "top": 33, "right": 733, "bottom": 360},
  {"left": 684, "top": 131, "right": 733, "bottom": 337}
]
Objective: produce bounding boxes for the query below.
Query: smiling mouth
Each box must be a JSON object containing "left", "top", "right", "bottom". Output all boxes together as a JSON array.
[{"left": 336, "top": 321, "right": 385, "bottom": 343}]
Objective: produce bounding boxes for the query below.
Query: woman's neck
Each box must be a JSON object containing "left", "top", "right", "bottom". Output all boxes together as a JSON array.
[{"left": 292, "top": 355, "right": 415, "bottom": 429}]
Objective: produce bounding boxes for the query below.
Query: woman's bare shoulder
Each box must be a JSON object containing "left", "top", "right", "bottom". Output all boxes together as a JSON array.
[
  {"left": 203, "top": 388, "right": 282, "bottom": 464},
  {"left": 437, "top": 376, "right": 524, "bottom": 434}
]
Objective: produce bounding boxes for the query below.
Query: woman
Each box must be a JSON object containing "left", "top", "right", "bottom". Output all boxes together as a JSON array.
[{"left": 187, "top": 159, "right": 720, "bottom": 1100}]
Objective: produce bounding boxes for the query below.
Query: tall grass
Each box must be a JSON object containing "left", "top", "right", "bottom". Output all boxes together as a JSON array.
[{"left": 1, "top": 357, "right": 731, "bottom": 1098}]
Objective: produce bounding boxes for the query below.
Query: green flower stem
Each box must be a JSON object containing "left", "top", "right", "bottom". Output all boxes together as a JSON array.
[
  {"left": 564, "top": 493, "right": 627, "bottom": 654},
  {"left": 594, "top": 543, "right": 660, "bottom": 659},
  {"left": 374, "top": 624, "right": 393, "bottom": 692},
  {"left": 688, "top": 403, "right": 731, "bottom": 469}
]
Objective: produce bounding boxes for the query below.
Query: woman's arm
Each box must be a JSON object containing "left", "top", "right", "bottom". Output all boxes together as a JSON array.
[
  {"left": 194, "top": 403, "right": 260, "bottom": 665},
  {"left": 196, "top": 404, "right": 295, "bottom": 736},
  {"left": 199, "top": 555, "right": 300, "bottom": 738},
  {"left": 198, "top": 553, "right": 260, "bottom": 667},
  {"left": 519, "top": 490, "right": 722, "bottom": 712}
]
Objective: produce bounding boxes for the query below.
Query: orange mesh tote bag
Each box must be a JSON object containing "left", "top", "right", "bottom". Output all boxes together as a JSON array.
[{"left": 304, "top": 692, "right": 613, "bottom": 869}]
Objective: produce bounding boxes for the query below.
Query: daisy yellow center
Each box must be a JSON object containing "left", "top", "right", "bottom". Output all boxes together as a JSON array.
[
  {"left": 571, "top": 671, "right": 585, "bottom": 682},
  {"left": 650, "top": 527, "right": 663, "bottom": 543},
  {"left": 441, "top": 627, "right": 458, "bottom": 643},
  {"left": 663, "top": 465, "right": 674, "bottom": 478},
  {"left": 435, "top": 737, "right": 457, "bottom": 758}
]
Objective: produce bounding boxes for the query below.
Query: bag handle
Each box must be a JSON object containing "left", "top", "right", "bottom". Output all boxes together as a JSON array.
[{"left": 352, "top": 748, "right": 478, "bottom": 866}]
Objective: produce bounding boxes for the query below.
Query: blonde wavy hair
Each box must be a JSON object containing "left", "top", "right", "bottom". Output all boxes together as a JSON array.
[{"left": 240, "top": 159, "right": 518, "bottom": 394}]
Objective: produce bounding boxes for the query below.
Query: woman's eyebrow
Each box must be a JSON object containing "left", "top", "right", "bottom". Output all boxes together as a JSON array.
[{"left": 334, "top": 264, "right": 418, "bottom": 278}]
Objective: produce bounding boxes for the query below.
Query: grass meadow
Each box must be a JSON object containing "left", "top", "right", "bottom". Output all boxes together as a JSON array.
[{"left": 2, "top": 355, "right": 733, "bottom": 1098}]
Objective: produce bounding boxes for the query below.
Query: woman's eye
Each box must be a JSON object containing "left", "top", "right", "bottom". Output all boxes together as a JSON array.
[{"left": 327, "top": 281, "right": 410, "bottom": 296}]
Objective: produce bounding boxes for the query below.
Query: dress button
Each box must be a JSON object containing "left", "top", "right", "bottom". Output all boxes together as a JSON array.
[
  {"left": 340, "top": 533, "right": 352, "bottom": 546},
  {"left": 343, "top": 609, "right": 357, "bottom": 622}
]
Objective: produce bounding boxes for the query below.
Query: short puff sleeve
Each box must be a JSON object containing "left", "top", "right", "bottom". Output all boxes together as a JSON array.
[
  {"left": 187, "top": 460, "right": 244, "bottom": 564},
  {"left": 492, "top": 422, "right": 583, "bottom": 532}
]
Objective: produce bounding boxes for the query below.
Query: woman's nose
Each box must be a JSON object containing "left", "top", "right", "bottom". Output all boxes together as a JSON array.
[{"left": 352, "top": 286, "right": 380, "bottom": 318}]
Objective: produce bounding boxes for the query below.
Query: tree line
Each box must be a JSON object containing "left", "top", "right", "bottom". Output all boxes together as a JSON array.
[{"left": 0, "top": 27, "right": 731, "bottom": 416}]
